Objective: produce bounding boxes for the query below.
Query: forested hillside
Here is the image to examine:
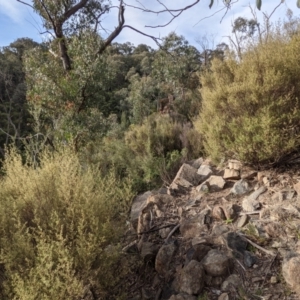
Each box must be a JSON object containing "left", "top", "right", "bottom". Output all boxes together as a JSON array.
[{"left": 1, "top": 0, "right": 300, "bottom": 298}]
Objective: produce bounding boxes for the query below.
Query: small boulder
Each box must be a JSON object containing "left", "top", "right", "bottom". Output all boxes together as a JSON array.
[
  {"left": 180, "top": 260, "right": 205, "bottom": 295},
  {"left": 221, "top": 274, "right": 242, "bottom": 291},
  {"left": 212, "top": 206, "right": 226, "bottom": 221},
  {"left": 180, "top": 217, "right": 208, "bottom": 239},
  {"left": 206, "top": 176, "right": 226, "bottom": 192},
  {"left": 231, "top": 179, "right": 251, "bottom": 195},
  {"left": 282, "top": 255, "right": 300, "bottom": 295},
  {"left": 223, "top": 168, "right": 240, "bottom": 180},
  {"left": 202, "top": 250, "right": 232, "bottom": 276},
  {"left": 155, "top": 242, "right": 178, "bottom": 277},
  {"left": 228, "top": 159, "right": 242, "bottom": 170},
  {"left": 242, "top": 198, "right": 261, "bottom": 212},
  {"left": 130, "top": 191, "right": 152, "bottom": 230},
  {"left": 173, "top": 163, "right": 201, "bottom": 188},
  {"left": 197, "top": 164, "right": 213, "bottom": 182}
]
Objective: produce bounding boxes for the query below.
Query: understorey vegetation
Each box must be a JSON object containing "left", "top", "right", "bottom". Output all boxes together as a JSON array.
[{"left": 1, "top": 1, "right": 300, "bottom": 298}]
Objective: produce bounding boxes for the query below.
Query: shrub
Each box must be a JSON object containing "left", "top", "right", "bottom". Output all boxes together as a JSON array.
[
  {"left": 196, "top": 23, "right": 300, "bottom": 165},
  {"left": 0, "top": 147, "right": 134, "bottom": 299},
  {"left": 125, "top": 114, "right": 203, "bottom": 185}
]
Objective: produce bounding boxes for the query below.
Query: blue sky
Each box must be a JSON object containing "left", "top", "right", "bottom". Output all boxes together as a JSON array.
[{"left": 0, "top": 0, "right": 299, "bottom": 49}]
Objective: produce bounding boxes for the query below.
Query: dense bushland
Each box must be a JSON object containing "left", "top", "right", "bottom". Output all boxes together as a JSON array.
[
  {"left": 0, "top": 147, "right": 134, "bottom": 299},
  {"left": 196, "top": 18, "right": 300, "bottom": 165}
]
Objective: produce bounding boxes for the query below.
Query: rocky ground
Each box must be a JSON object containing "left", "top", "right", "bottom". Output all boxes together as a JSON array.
[{"left": 124, "top": 158, "right": 300, "bottom": 300}]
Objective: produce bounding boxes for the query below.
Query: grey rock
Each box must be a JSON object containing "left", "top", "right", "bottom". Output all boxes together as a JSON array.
[
  {"left": 221, "top": 274, "right": 242, "bottom": 291},
  {"left": 294, "top": 181, "right": 300, "bottom": 196},
  {"left": 173, "top": 163, "right": 201, "bottom": 188},
  {"left": 206, "top": 176, "right": 226, "bottom": 192},
  {"left": 180, "top": 217, "right": 208, "bottom": 239},
  {"left": 190, "top": 157, "right": 204, "bottom": 169},
  {"left": 237, "top": 215, "right": 249, "bottom": 228},
  {"left": 223, "top": 168, "right": 240, "bottom": 180},
  {"left": 282, "top": 255, "right": 300, "bottom": 295},
  {"left": 196, "top": 182, "right": 210, "bottom": 193},
  {"left": 180, "top": 260, "right": 205, "bottom": 295},
  {"left": 228, "top": 159, "right": 242, "bottom": 170},
  {"left": 222, "top": 203, "right": 236, "bottom": 220},
  {"left": 242, "top": 197, "right": 261, "bottom": 212},
  {"left": 248, "top": 185, "right": 267, "bottom": 201},
  {"left": 231, "top": 179, "right": 251, "bottom": 195},
  {"left": 140, "top": 242, "right": 159, "bottom": 262},
  {"left": 197, "top": 164, "right": 213, "bottom": 182},
  {"left": 243, "top": 250, "right": 256, "bottom": 268},
  {"left": 169, "top": 294, "right": 197, "bottom": 300},
  {"left": 185, "top": 244, "right": 211, "bottom": 264},
  {"left": 202, "top": 250, "right": 232, "bottom": 276},
  {"left": 224, "top": 232, "right": 247, "bottom": 254},
  {"left": 155, "top": 242, "right": 177, "bottom": 277},
  {"left": 218, "top": 293, "right": 229, "bottom": 300},
  {"left": 212, "top": 206, "right": 226, "bottom": 221},
  {"left": 130, "top": 191, "right": 152, "bottom": 230}
]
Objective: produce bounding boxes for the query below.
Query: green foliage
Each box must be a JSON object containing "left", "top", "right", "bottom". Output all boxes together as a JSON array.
[
  {"left": 0, "top": 146, "right": 134, "bottom": 299},
  {"left": 197, "top": 21, "right": 300, "bottom": 164},
  {"left": 125, "top": 114, "right": 203, "bottom": 186}
]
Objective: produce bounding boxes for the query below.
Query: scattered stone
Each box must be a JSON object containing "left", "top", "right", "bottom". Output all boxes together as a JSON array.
[
  {"left": 159, "top": 227, "right": 172, "bottom": 239},
  {"left": 252, "top": 277, "right": 263, "bottom": 283},
  {"left": 180, "top": 216, "right": 208, "bottom": 239},
  {"left": 199, "top": 208, "right": 212, "bottom": 225},
  {"left": 282, "top": 255, "right": 300, "bottom": 295},
  {"left": 241, "top": 171, "right": 257, "bottom": 180},
  {"left": 270, "top": 276, "right": 278, "bottom": 284},
  {"left": 293, "top": 181, "right": 300, "bottom": 196},
  {"left": 228, "top": 159, "right": 242, "bottom": 170},
  {"left": 140, "top": 242, "right": 159, "bottom": 262},
  {"left": 212, "top": 206, "right": 226, "bottom": 220},
  {"left": 206, "top": 176, "right": 226, "bottom": 192},
  {"left": 264, "top": 222, "right": 283, "bottom": 238},
  {"left": 221, "top": 274, "right": 242, "bottom": 291},
  {"left": 212, "top": 224, "right": 230, "bottom": 236},
  {"left": 242, "top": 198, "right": 261, "bottom": 212},
  {"left": 192, "top": 237, "right": 207, "bottom": 246},
  {"left": 196, "top": 181, "right": 210, "bottom": 193},
  {"left": 243, "top": 250, "right": 256, "bottom": 268},
  {"left": 173, "top": 163, "right": 201, "bottom": 188},
  {"left": 237, "top": 215, "right": 249, "bottom": 228},
  {"left": 122, "top": 240, "right": 138, "bottom": 253},
  {"left": 224, "top": 232, "right": 248, "bottom": 254},
  {"left": 130, "top": 191, "right": 152, "bottom": 230},
  {"left": 231, "top": 179, "right": 251, "bottom": 195},
  {"left": 185, "top": 244, "right": 211, "bottom": 263},
  {"left": 155, "top": 242, "right": 177, "bottom": 277},
  {"left": 141, "top": 287, "right": 154, "bottom": 299},
  {"left": 223, "top": 168, "right": 240, "bottom": 180},
  {"left": 202, "top": 250, "right": 232, "bottom": 276},
  {"left": 168, "top": 294, "right": 197, "bottom": 300},
  {"left": 222, "top": 203, "right": 236, "bottom": 220},
  {"left": 248, "top": 185, "right": 268, "bottom": 201},
  {"left": 197, "top": 164, "right": 213, "bottom": 182},
  {"left": 190, "top": 157, "right": 204, "bottom": 169},
  {"left": 211, "top": 276, "right": 223, "bottom": 287},
  {"left": 218, "top": 293, "right": 229, "bottom": 300},
  {"left": 179, "top": 260, "right": 205, "bottom": 295}
]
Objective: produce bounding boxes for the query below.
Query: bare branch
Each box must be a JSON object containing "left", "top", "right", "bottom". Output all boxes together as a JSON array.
[
  {"left": 123, "top": 25, "right": 161, "bottom": 47},
  {"left": 16, "top": 0, "right": 34, "bottom": 9},
  {"left": 97, "top": 2, "right": 125, "bottom": 55}
]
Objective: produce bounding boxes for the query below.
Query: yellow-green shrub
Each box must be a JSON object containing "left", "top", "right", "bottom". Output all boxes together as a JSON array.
[
  {"left": 197, "top": 26, "right": 300, "bottom": 164},
  {"left": 0, "top": 147, "right": 134, "bottom": 299},
  {"left": 125, "top": 114, "right": 203, "bottom": 184}
]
